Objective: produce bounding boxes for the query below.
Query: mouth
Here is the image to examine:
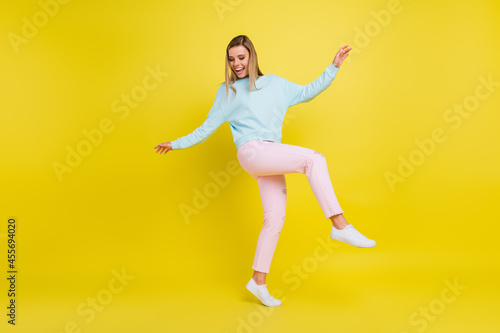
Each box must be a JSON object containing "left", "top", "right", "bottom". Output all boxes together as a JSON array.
[{"left": 235, "top": 67, "right": 244, "bottom": 75}]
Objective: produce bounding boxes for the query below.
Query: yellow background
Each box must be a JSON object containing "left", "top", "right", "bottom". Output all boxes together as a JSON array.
[{"left": 1, "top": 0, "right": 499, "bottom": 332}]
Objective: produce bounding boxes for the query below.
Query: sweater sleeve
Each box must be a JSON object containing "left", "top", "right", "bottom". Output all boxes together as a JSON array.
[
  {"left": 283, "top": 63, "right": 340, "bottom": 107},
  {"left": 170, "top": 88, "right": 227, "bottom": 150}
]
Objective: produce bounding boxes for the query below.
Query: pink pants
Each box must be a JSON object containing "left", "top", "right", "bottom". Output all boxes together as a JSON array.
[{"left": 236, "top": 139, "right": 344, "bottom": 273}]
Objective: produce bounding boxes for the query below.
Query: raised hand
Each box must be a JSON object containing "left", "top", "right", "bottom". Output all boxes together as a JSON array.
[
  {"left": 332, "top": 45, "right": 352, "bottom": 68},
  {"left": 154, "top": 142, "right": 172, "bottom": 154}
]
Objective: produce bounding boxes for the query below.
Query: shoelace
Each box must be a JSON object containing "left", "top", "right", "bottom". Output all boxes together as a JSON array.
[
  {"left": 345, "top": 225, "right": 368, "bottom": 240},
  {"left": 257, "top": 285, "right": 277, "bottom": 301}
]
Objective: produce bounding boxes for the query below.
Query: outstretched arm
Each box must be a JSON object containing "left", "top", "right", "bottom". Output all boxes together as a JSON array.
[
  {"left": 154, "top": 90, "right": 227, "bottom": 154},
  {"left": 284, "top": 45, "right": 352, "bottom": 107}
]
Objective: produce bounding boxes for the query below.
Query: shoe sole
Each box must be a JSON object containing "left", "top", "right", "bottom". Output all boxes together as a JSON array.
[{"left": 330, "top": 235, "right": 376, "bottom": 248}]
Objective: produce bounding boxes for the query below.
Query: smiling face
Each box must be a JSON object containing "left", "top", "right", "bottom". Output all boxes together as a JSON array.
[{"left": 228, "top": 45, "right": 250, "bottom": 78}]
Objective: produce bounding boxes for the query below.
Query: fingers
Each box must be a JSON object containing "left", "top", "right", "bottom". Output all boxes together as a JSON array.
[
  {"left": 338, "top": 46, "right": 352, "bottom": 62},
  {"left": 339, "top": 45, "right": 352, "bottom": 53},
  {"left": 154, "top": 144, "right": 170, "bottom": 154}
]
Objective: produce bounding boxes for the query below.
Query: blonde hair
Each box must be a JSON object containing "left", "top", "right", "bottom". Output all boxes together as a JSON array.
[{"left": 223, "top": 35, "right": 264, "bottom": 101}]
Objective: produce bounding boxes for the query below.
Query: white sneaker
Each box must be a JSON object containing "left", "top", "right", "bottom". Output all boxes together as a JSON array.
[
  {"left": 246, "top": 277, "right": 282, "bottom": 307},
  {"left": 330, "top": 224, "right": 376, "bottom": 248}
]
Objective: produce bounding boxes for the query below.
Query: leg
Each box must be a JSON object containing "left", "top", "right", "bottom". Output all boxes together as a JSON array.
[
  {"left": 252, "top": 174, "right": 287, "bottom": 276},
  {"left": 237, "top": 139, "right": 343, "bottom": 219},
  {"left": 245, "top": 175, "right": 285, "bottom": 307},
  {"left": 237, "top": 139, "right": 375, "bottom": 248}
]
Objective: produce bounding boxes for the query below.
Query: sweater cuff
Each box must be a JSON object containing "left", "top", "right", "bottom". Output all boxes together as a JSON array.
[{"left": 326, "top": 63, "right": 340, "bottom": 75}]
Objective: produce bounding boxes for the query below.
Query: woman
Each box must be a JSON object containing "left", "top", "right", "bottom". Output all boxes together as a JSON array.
[{"left": 154, "top": 35, "right": 376, "bottom": 307}]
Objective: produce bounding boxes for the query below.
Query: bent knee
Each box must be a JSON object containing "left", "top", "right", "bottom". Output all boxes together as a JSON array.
[
  {"left": 313, "top": 150, "right": 325, "bottom": 159},
  {"left": 311, "top": 150, "right": 327, "bottom": 164}
]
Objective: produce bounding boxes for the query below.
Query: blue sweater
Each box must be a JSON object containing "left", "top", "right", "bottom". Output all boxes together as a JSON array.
[{"left": 170, "top": 63, "right": 340, "bottom": 151}]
